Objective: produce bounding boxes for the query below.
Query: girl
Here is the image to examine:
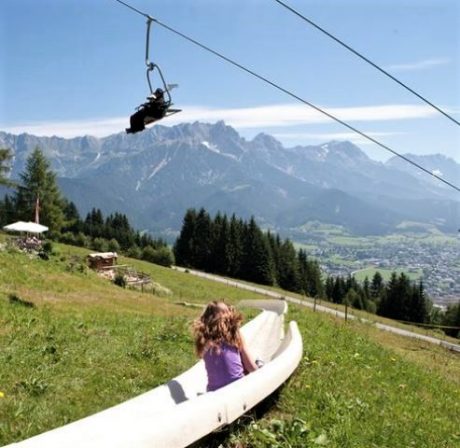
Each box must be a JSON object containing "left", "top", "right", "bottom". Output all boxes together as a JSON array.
[{"left": 193, "top": 301, "right": 259, "bottom": 392}]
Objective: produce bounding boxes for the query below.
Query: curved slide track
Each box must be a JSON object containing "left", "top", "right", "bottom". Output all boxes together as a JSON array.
[{"left": 6, "top": 300, "right": 302, "bottom": 448}]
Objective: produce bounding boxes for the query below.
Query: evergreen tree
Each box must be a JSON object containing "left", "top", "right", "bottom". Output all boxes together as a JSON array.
[
  {"left": 331, "top": 276, "right": 346, "bottom": 304},
  {"left": 443, "top": 303, "right": 460, "bottom": 338},
  {"left": 0, "top": 195, "right": 16, "bottom": 226},
  {"left": 84, "top": 208, "right": 105, "bottom": 238},
  {"left": 377, "top": 272, "right": 425, "bottom": 322},
  {"left": 62, "top": 200, "right": 82, "bottom": 233},
  {"left": 299, "top": 252, "right": 324, "bottom": 298},
  {"left": 362, "top": 276, "right": 371, "bottom": 302},
  {"left": 174, "top": 208, "right": 197, "bottom": 267},
  {"left": 211, "top": 213, "right": 230, "bottom": 275},
  {"left": 325, "top": 275, "right": 335, "bottom": 301},
  {"left": 370, "top": 271, "right": 384, "bottom": 299},
  {"left": 105, "top": 212, "right": 135, "bottom": 250},
  {"left": 240, "top": 217, "right": 274, "bottom": 285},
  {"left": 14, "top": 147, "right": 66, "bottom": 233},
  {"left": 193, "top": 208, "right": 213, "bottom": 271},
  {"left": 277, "top": 239, "right": 301, "bottom": 292},
  {"left": 408, "top": 281, "right": 430, "bottom": 324},
  {"left": 378, "top": 272, "right": 400, "bottom": 319},
  {"left": 226, "top": 214, "right": 243, "bottom": 277}
]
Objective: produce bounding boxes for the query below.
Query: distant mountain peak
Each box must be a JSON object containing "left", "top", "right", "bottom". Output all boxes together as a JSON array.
[{"left": 1, "top": 123, "right": 458, "bottom": 236}]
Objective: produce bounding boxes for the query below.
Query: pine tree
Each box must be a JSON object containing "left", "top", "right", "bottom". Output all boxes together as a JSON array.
[
  {"left": 240, "top": 217, "right": 274, "bottom": 285},
  {"left": 299, "top": 251, "right": 324, "bottom": 298},
  {"left": 378, "top": 272, "right": 414, "bottom": 321},
  {"left": 211, "top": 213, "right": 230, "bottom": 275},
  {"left": 226, "top": 214, "right": 243, "bottom": 277},
  {"left": 443, "top": 303, "right": 460, "bottom": 338},
  {"left": 62, "top": 200, "right": 82, "bottom": 233},
  {"left": 174, "top": 208, "right": 197, "bottom": 267},
  {"left": 408, "top": 281, "right": 430, "bottom": 324},
  {"left": 325, "top": 275, "right": 335, "bottom": 301},
  {"left": 84, "top": 208, "right": 104, "bottom": 238},
  {"left": 370, "top": 271, "right": 384, "bottom": 299},
  {"left": 331, "top": 276, "right": 346, "bottom": 304},
  {"left": 378, "top": 272, "right": 399, "bottom": 319},
  {"left": 362, "top": 276, "right": 371, "bottom": 302},
  {"left": 0, "top": 195, "right": 15, "bottom": 226},
  {"left": 277, "top": 239, "right": 301, "bottom": 292},
  {"left": 194, "top": 208, "right": 213, "bottom": 270},
  {"left": 14, "top": 147, "right": 66, "bottom": 233}
]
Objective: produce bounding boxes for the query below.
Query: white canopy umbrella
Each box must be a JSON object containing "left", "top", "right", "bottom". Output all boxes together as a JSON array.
[{"left": 3, "top": 221, "right": 49, "bottom": 234}]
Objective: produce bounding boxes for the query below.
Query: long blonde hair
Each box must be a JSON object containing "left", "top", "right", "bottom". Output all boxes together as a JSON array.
[{"left": 193, "top": 301, "right": 243, "bottom": 357}]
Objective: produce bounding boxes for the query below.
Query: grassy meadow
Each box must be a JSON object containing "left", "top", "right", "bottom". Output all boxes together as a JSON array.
[{"left": 1, "top": 236, "right": 459, "bottom": 447}]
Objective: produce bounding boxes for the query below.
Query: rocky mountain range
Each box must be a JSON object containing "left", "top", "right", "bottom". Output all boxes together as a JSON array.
[{"left": 1, "top": 121, "right": 459, "bottom": 239}]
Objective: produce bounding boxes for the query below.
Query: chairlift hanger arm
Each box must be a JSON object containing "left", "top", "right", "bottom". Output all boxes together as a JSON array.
[
  {"left": 145, "top": 16, "right": 154, "bottom": 69},
  {"left": 144, "top": 16, "right": 172, "bottom": 103}
]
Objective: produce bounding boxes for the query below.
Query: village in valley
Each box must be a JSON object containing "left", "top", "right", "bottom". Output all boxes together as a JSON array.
[{"left": 294, "top": 229, "right": 460, "bottom": 307}]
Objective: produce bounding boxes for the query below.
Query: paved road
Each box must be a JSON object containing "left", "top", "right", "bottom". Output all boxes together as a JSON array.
[{"left": 174, "top": 267, "right": 460, "bottom": 353}]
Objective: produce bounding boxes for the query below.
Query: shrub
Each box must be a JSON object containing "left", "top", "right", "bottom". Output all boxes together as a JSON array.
[
  {"left": 59, "top": 232, "right": 76, "bottom": 245},
  {"left": 142, "top": 246, "right": 174, "bottom": 267},
  {"left": 74, "top": 232, "right": 90, "bottom": 248},
  {"left": 107, "top": 238, "right": 121, "bottom": 253},
  {"left": 126, "top": 245, "right": 142, "bottom": 259},
  {"left": 113, "top": 274, "right": 126, "bottom": 288},
  {"left": 92, "top": 237, "right": 109, "bottom": 252},
  {"left": 42, "top": 241, "right": 54, "bottom": 254}
]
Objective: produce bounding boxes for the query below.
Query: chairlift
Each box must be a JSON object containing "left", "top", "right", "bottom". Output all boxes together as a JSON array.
[{"left": 126, "top": 17, "right": 181, "bottom": 134}]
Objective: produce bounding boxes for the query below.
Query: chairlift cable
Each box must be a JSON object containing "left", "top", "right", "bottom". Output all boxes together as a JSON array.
[
  {"left": 273, "top": 0, "right": 460, "bottom": 128},
  {"left": 113, "top": 0, "right": 460, "bottom": 193},
  {"left": 114, "top": 0, "right": 150, "bottom": 20}
]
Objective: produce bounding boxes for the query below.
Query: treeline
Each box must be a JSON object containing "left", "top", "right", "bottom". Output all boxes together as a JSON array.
[
  {"left": 325, "top": 271, "right": 430, "bottom": 323},
  {"left": 325, "top": 271, "right": 460, "bottom": 336},
  {"left": 0, "top": 147, "right": 173, "bottom": 266},
  {"left": 59, "top": 207, "right": 173, "bottom": 266},
  {"left": 174, "top": 208, "right": 323, "bottom": 297},
  {"left": 174, "top": 208, "right": 459, "bottom": 339}
]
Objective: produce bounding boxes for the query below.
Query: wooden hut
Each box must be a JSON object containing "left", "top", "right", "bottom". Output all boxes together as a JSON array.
[{"left": 87, "top": 252, "right": 118, "bottom": 271}]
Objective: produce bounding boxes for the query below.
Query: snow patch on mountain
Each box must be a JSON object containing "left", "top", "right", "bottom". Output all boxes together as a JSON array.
[
  {"left": 201, "top": 140, "right": 238, "bottom": 161},
  {"left": 90, "top": 152, "right": 101, "bottom": 165},
  {"left": 148, "top": 157, "right": 169, "bottom": 180}
]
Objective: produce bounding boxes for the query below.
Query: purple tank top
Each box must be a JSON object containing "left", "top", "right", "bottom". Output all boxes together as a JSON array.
[{"left": 203, "top": 343, "right": 244, "bottom": 392}]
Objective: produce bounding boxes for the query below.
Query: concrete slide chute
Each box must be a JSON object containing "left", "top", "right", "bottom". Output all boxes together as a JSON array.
[{"left": 6, "top": 300, "right": 302, "bottom": 448}]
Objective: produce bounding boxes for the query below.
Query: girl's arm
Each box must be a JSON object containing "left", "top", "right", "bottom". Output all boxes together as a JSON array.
[{"left": 239, "top": 333, "right": 258, "bottom": 373}]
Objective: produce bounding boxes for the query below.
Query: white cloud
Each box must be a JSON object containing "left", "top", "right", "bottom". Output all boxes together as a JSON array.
[
  {"left": 0, "top": 103, "right": 440, "bottom": 138},
  {"left": 1, "top": 117, "right": 128, "bottom": 139},
  {"left": 385, "top": 58, "right": 451, "bottom": 72}
]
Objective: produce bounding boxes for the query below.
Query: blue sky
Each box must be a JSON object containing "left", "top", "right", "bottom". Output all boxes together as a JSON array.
[{"left": 1, "top": 0, "right": 459, "bottom": 163}]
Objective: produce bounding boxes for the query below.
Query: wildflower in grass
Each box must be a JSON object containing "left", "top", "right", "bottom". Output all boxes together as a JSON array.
[{"left": 0, "top": 391, "right": 5, "bottom": 398}]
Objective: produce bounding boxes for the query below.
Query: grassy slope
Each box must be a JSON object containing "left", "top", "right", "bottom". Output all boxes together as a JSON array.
[{"left": 1, "top": 239, "right": 459, "bottom": 447}]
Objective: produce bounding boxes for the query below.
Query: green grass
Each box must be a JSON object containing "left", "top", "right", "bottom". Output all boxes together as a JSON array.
[
  {"left": 227, "top": 307, "right": 460, "bottom": 448},
  {"left": 1, "top": 237, "right": 459, "bottom": 447}
]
